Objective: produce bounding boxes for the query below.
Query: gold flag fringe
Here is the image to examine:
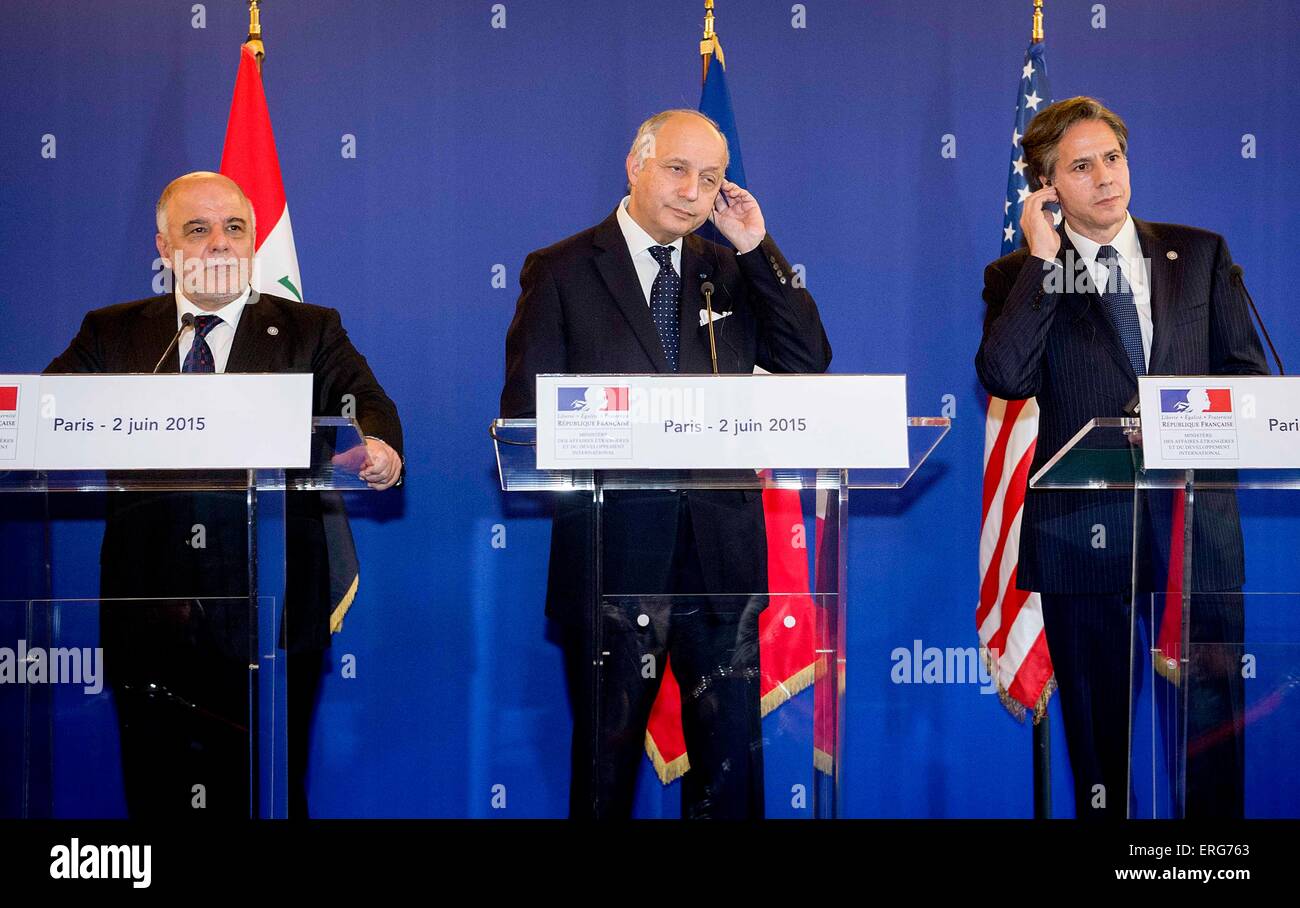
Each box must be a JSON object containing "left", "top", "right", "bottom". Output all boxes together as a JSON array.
[
  {"left": 644, "top": 660, "right": 818, "bottom": 785},
  {"left": 329, "top": 572, "right": 360, "bottom": 634},
  {"left": 982, "top": 645, "right": 1056, "bottom": 725},
  {"left": 1152, "top": 649, "right": 1181, "bottom": 686}
]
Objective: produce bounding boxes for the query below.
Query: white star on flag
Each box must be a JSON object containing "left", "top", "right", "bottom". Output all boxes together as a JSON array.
[
  {"left": 1022, "top": 61, "right": 1034, "bottom": 80},
  {"left": 1004, "top": 199, "right": 1011, "bottom": 215},
  {"left": 1016, "top": 185, "right": 1032, "bottom": 204},
  {"left": 1053, "top": 209, "right": 1064, "bottom": 227},
  {"left": 1012, "top": 156, "right": 1027, "bottom": 176},
  {"left": 1012, "top": 129, "right": 1022, "bottom": 147},
  {"left": 1004, "top": 223, "right": 1016, "bottom": 243},
  {"left": 1025, "top": 90, "right": 1042, "bottom": 110}
]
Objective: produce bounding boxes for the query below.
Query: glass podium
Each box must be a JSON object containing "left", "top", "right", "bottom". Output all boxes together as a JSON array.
[
  {"left": 1031, "top": 417, "right": 1299, "bottom": 818},
  {"left": 0, "top": 416, "right": 371, "bottom": 819},
  {"left": 492, "top": 415, "right": 949, "bottom": 818}
]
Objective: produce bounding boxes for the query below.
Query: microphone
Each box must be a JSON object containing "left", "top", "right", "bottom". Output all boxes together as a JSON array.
[
  {"left": 700, "top": 281, "right": 719, "bottom": 375},
  {"left": 154, "top": 312, "right": 196, "bottom": 373},
  {"left": 1230, "top": 264, "right": 1284, "bottom": 375}
]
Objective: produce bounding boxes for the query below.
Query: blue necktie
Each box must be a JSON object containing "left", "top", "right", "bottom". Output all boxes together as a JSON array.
[
  {"left": 647, "top": 245, "right": 680, "bottom": 371},
  {"left": 182, "top": 314, "right": 222, "bottom": 373},
  {"left": 1096, "top": 244, "right": 1145, "bottom": 377}
]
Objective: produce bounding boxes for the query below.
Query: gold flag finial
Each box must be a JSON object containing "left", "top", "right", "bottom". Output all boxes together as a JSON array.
[
  {"left": 700, "top": 0, "right": 725, "bottom": 81},
  {"left": 1032, "top": 0, "right": 1044, "bottom": 43},
  {"left": 244, "top": 0, "right": 265, "bottom": 68}
]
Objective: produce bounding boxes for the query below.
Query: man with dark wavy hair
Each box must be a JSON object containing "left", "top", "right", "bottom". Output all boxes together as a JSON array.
[{"left": 977, "top": 97, "right": 1267, "bottom": 818}]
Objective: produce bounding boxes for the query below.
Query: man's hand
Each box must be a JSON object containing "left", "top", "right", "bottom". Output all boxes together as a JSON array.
[
  {"left": 710, "top": 181, "right": 766, "bottom": 254},
  {"left": 1021, "top": 184, "right": 1061, "bottom": 261},
  {"left": 359, "top": 437, "right": 402, "bottom": 490}
]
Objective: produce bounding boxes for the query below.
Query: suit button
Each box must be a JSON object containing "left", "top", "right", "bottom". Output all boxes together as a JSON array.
[{"left": 779, "top": 277, "right": 787, "bottom": 285}]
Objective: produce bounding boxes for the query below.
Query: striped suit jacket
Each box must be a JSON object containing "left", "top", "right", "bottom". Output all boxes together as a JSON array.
[{"left": 976, "top": 218, "right": 1268, "bottom": 594}]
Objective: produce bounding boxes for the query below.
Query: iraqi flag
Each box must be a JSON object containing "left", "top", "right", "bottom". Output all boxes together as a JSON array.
[
  {"left": 219, "top": 43, "right": 360, "bottom": 633},
  {"left": 220, "top": 45, "right": 304, "bottom": 303}
]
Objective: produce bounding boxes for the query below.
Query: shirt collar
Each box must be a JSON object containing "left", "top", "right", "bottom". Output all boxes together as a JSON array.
[
  {"left": 1064, "top": 212, "right": 1141, "bottom": 266},
  {"left": 175, "top": 283, "right": 252, "bottom": 331},
  {"left": 616, "top": 196, "right": 683, "bottom": 261}
]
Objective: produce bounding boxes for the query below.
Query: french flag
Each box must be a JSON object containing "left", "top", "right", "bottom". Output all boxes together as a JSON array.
[
  {"left": 557, "top": 386, "right": 629, "bottom": 411},
  {"left": 1160, "top": 388, "right": 1233, "bottom": 413}
]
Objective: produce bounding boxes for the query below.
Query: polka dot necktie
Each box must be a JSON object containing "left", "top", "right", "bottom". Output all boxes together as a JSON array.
[
  {"left": 1096, "top": 244, "right": 1145, "bottom": 377},
  {"left": 182, "top": 314, "right": 223, "bottom": 373},
  {"left": 647, "top": 245, "right": 680, "bottom": 371}
]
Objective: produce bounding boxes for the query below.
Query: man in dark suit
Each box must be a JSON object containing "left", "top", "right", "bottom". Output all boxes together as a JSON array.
[
  {"left": 500, "top": 110, "right": 831, "bottom": 818},
  {"left": 46, "top": 172, "right": 403, "bottom": 817},
  {"left": 976, "top": 98, "right": 1267, "bottom": 818}
]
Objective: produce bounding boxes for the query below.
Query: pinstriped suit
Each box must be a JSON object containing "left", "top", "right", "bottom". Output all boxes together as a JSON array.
[
  {"left": 977, "top": 219, "right": 1268, "bottom": 595},
  {"left": 977, "top": 218, "right": 1267, "bottom": 818}
]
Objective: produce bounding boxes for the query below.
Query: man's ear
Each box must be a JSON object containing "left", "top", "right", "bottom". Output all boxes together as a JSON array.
[
  {"left": 625, "top": 152, "right": 641, "bottom": 190},
  {"left": 155, "top": 233, "right": 173, "bottom": 269}
]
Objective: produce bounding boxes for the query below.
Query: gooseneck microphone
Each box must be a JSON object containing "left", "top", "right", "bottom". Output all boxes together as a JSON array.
[
  {"left": 700, "top": 281, "right": 719, "bottom": 375},
  {"left": 1230, "top": 264, "right": 1284, "bottom": 375},
  {"left": 154, "top": 312, "right": 196, "bottom": 373}
]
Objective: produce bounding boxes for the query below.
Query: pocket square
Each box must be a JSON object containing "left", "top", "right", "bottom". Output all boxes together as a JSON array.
[{"left": 699, "top": 308, "right": 733, "bottom": 327}]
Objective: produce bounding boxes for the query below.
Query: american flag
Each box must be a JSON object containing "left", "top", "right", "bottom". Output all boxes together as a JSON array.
[{"left": 977, "top": 39, "right": 1055, "bottom": 721}]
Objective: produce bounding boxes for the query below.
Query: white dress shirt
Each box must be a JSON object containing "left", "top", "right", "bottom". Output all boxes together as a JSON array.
[
  {"left": 1064, "top": 213, "right": 1152, "bottom": 368},
  {"left": 616, "top": 196, "right": 682, "bottom": 306},
  {"left": 175, "top": 284, "right": 252, "bottom": 373}
]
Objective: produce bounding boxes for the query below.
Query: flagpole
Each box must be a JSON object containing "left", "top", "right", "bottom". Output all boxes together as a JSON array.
[
  {"left": 700, "top": 0, "right": 722, "bottom": 83},
  {"left": 1027, "top": 0, "right": 1054, "bottom": 822},
  {"left": 245, "top": 0, "right": 265, "bottom": 71}
]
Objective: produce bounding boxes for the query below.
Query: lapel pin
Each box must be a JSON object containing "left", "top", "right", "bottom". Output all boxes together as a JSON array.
[
  {"left": 1166, "top": 251, "right": 1178, "bottom": 260},
  {"left": 267, "top": 326, "right": 279, "bottom": 336}
]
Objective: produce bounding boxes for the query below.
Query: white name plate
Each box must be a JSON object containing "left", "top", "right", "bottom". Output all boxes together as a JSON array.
[
  {"left": 535, "top": 374, "right": 908, "bottom": 470},
  {"left": 0, "top": 374, "right": 312, "bottom": 470},
  {"left": 1138, "top": 375, "right": 1300, "bottom": 469}
]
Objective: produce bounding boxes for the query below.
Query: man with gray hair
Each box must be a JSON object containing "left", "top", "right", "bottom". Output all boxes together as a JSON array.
[
  {"left": 47, "top": 170, "right": 404, "bottom": 818},
  {"left": 501, "top": 109, "right": 831, "bottom": 818}
]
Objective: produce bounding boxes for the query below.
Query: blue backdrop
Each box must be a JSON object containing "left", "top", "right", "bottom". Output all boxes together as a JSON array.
[{"left": 1, "top": 0, "right": 1297, "bottom": 818}]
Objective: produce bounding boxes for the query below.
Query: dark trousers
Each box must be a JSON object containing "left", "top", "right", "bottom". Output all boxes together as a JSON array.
[
  {"left": 1040, "top": 591, "right": 1245, "bottom": 819},
  {"left": 563, "top": 501, "right": 765, "bottom": 819},
  {"left": 114, "top": 638, "right": 326, "bottom": 819}
]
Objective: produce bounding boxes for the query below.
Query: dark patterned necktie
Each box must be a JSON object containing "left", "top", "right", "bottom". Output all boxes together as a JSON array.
[
  {"left": 182, "top": 314, "right": 223, "bottom": 373},
  {"left": 1096, "top": 244, "right": 1145, "bottom": 376},
  {"left": 647, "top": 245, "right": 680, "bottom": 371}
]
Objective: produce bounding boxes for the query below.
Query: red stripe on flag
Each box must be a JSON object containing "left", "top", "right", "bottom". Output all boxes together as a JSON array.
[
  {"left": 0, "top": 386, "right": 17, "bottom": 410},
  {"left": 977, "top": 438, "right": 1037, "bottom": 627},
  {"left": 220, "top": 46, "right": 287, "bottom": 251},
  {"left": 1206, "top": 389, "right": 1232, "bottom": 412},
  {"left": 986, "top": 566, "right": 1030, "bottom": 657},
  {"left": 981, "top": 398, "right": 1026, "bottom": 523},
  {"left": 1005, "top": 629, "right": 1053, "bottom": 707},
  {"left": 604, "top": 387, "right": 629, "bottom": 410}
]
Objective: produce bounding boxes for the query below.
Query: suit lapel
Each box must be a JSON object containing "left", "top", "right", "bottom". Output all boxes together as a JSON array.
[
  {"left": 1136, "top": 218, "right": 1181, "bottom": 374},
  {"left": 225, "top": 290, "right": 279, "bottom": 373},
  {"left": 132, "top": 296, "right": 183, "bottom": 373},
  {"left": 592, "top": 213, "right": 670, "bottom": 372},
  {"left": 1057, "top": 228, "right": 1136, "bottom": 381}
]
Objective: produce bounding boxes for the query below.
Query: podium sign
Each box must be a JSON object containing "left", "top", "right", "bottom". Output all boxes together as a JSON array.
[
  {"left": 534, "top": 373, "right": 908, "bottom": 470},
  {"left": 0, "top": 373, "right": 312, "bottom": 470},
  {"left": 1138, "top": 375, "right": 1300, "bottom": 469}
]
